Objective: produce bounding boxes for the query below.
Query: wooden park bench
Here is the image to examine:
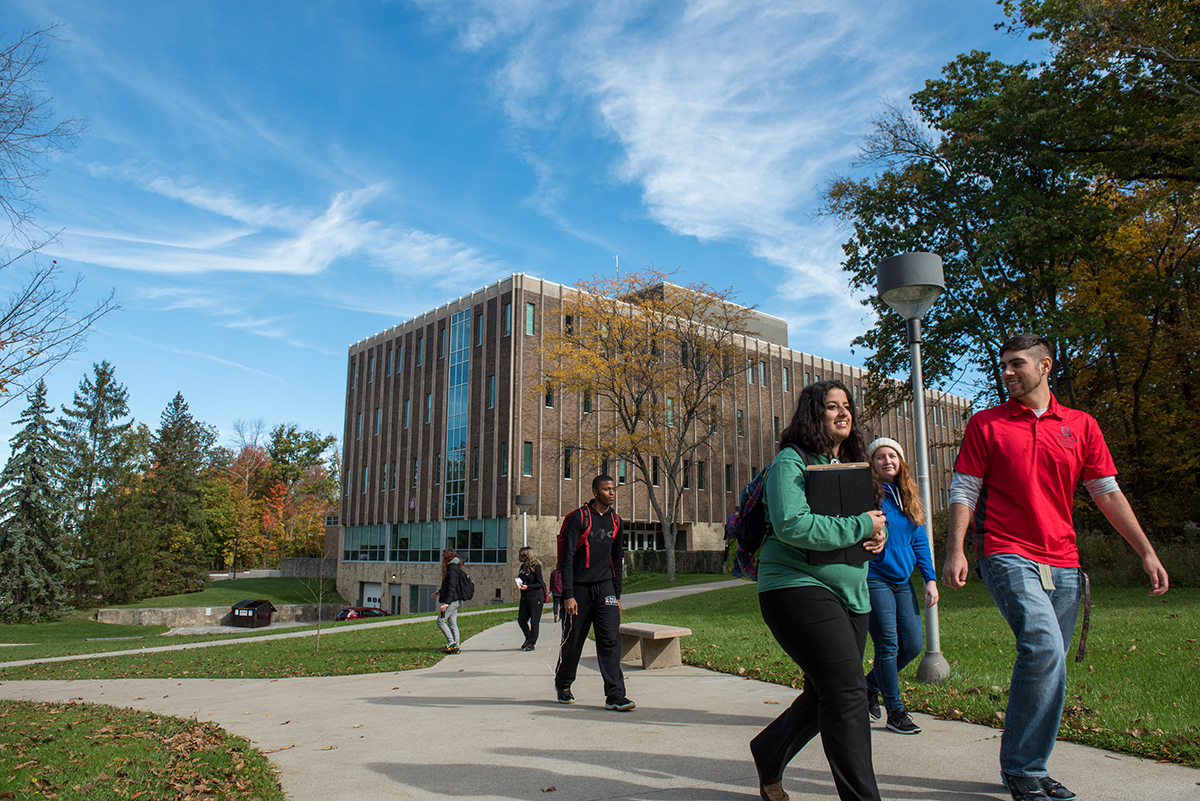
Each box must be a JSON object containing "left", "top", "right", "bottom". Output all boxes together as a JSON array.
[{"left": 618, "top": 622, "right": 693, "bottom": 669}]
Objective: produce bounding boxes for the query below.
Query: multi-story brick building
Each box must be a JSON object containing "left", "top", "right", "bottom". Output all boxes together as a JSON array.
[{"left": 338, "top": 274, "right": 970, "bottom": 613}]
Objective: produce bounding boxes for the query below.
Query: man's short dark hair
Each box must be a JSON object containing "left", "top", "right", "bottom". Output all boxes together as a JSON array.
[
  {"left": 593, "top": 474, "right": 615, "bottom": 490},
  {"left": 999, "top": 333, "right": 1052, "bottom": 362}
]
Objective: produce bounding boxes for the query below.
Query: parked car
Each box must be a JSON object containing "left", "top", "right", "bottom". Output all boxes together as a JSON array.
[{"left": 336, "top": 607, "right": 387, "bottom": 621}]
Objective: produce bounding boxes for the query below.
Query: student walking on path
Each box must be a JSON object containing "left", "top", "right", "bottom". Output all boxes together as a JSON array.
[
  {"left": 864, "top": 437, "right": 937, "bottom": 737},
  {"left": 515, "top": 546, "right": 546, "bottom": 650},
  {"left": 943, "top": 333, "right": 1169, "bottom": 801},
  {"left": 751, "top": 380, "right": 888, "bottom": 801},
  {"left": 436, "top": 548, "right": 466, "bottom": 654},
  {"left": 553, "top": 474, "right": 633, "bottom": 712}
]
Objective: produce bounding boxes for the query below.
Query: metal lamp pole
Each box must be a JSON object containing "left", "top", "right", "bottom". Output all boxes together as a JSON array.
[
  {"left": 877, "top": 252, "right": 951, "bottom": 683},
  {"left": 515, "top": 494, "right": 535, "bottom": 547}
]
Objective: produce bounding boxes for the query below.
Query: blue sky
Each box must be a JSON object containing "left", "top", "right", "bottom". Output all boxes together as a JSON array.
[{"left": 3, "top": 0, "right": 1045, "bottom": 452}]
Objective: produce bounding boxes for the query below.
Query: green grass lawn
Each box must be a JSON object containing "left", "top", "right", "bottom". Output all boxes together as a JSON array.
[
  {"left": 0, "top": 699, "right": 285, "bottom": 800},
  {"left": 105, "top": 577, "right": 344, "bottom": 609},
  {"left": 626, "top": 581, "right": 1200, "bottom": 768},
  {"left": 621, "top": 572, "right": 732, "bottom": 594}
]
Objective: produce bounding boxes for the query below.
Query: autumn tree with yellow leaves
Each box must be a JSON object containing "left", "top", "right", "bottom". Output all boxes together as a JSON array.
[{"left": 540, "top": 270, "right": 753, "bottom": 582}]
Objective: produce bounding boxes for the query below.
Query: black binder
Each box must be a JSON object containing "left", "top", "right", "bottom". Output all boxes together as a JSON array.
[{"left": 804, "top": 462, "right": 876, "bottom": 565}]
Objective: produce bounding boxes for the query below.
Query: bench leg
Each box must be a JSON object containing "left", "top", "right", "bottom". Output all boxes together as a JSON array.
[
  {"left": 640, "top": 637, "right": 682, "bottom": 669},
  {"left": 620, "top": 632, "right": 642, "bottom": 663}
]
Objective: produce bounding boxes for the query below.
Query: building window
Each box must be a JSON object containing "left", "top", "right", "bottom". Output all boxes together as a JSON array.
[
  {"left": 412, "top": 457, "right": 418, "bottom": 488},
  {"left": 564, "top": 313, "right": 573, "bottom": 334},
  {"left": 500, "top": 441, "right": 508, "bottom": 476},
  {"left": 805, "top": 371, "right": 812, "bottom": 387},
  {"left": 774, "top": 416, "right": 780, "bottom": 441},
  {"left": 652, "top": 457, "right": 659, "bottom": 486},
  {"left": 504, "top": 302, "right": 512, "bottom": 336},
  {"left": 760, "top": 361, "right": 768, "bottom": 386},
  {"left": 683, "top": 460, "right": 690, "bottom": 489},
  {"left": 748, "top": 360, "right": 755, "bottom": 385},
  {"left": 386, "top": 348, "right": 393, "bottom": 376},
  {"left": 356, "top": 413, "right": 362, "bottom": 440},
  {"left": 666, "top": 398, "right": 674, "bottom": 427},
  {"left": 434, "top": 453, "right": 441, "bottom": 484},
  {"left": 563, "top": 447, "right": 573, "bottom": 479},
  {"left": 737, "top": 410, "right": 744, "bottom": 437},
  {"left": 583, "top": 391, "right": 591, "bottom": 414},
  {"left": 404, "top": 399, "right": 411, "bottom": 428},
  {"left": 381, "top": 462, "right": 388, "bottom": 491},
  {"left": 375, "top": 408, "right": 381, "bottom": 436},
  {"left": 417, "top": 335, "right": 424, "bottom": 366},
  {"left": 362, "top": 465, "right": 369, "bottom": 494},
  {"left": 473, "top": 446, "right": 480, "bottom": 480},
  {"left": 368, "top": 353, "right": 375, "bottom": 383},
  {"left": 443, "top": 309, "right": 470, "bottom": 518},
  {"left": 425, "top": 393, "right": 432, "bottom": 424},
  {"left": 545, "top": 386, "right": 554, "bottom": 408},
  {"left": 488, "top": 375, "right": 495, "bottom": 409},
  {"left": 476, "top": 313, "right": 484, "bottom": 345},
  {"left": 523, "top": 441, "right": 534, "bottom": 476},
  {"left": 525, "top": 302, "right": 536, "bottom": 335},
  {"left": 618, "top": 459, "right": 627, "bottom": 484},
  {"left": 398, "top": 343, "right": 404, "bottom": 371},
  {"left": 697, "top": 461, "right": 706, "bottom": 491},
  {"left": 725, "top": 463, "right": 733, "bottom": 491},
  {"left": 391, "top": 461, "right": 397, "bottom": 490},
  {"left": 782, "top": 366, "right": 790, "bottom": 392}
]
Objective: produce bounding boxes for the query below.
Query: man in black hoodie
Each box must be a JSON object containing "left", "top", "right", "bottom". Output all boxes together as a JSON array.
[{"left": 554, "top": 475, "right": 634, "bottom": 711}]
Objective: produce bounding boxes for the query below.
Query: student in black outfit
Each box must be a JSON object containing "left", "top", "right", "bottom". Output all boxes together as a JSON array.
[
  {"left": 516, "top": 546, "right": 546, "bottom": 650},
  {"left": 554, "top": 474, "right": 634, "bottom": 711}
]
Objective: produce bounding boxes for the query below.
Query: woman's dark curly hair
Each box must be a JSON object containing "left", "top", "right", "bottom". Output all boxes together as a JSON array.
[{"left": 779, "top": 379, "right": 868, "bottom": 461}]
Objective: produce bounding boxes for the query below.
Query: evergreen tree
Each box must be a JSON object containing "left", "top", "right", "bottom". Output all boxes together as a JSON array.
[
  {"left": 57, "top": 361, "right": 139, "bottom": 603},
  {"left": 0, "top": 381, "right": 73, "bottom": 622},
  {"left": 143, "top": 393, "right": 218, "bottom": 595}
]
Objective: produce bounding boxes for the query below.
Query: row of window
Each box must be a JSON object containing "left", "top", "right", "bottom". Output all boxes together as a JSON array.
[
  {"left": 349, "top": 442, "right": 511, "bottom": 495},
  {"left": 342, "top": 518, "right": 509, "bottom": 564},
  {"left": 350, "top": 301, "right": 542, "bottom": 389}
]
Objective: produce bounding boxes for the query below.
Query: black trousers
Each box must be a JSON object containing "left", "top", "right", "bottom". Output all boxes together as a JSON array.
[
  {"left": 554, "top": 580, "right": 626, "bottom": 702},
  {"left": 517, "top": 592, "right": 544, "bottom": 645},
  {"left": 753, "top": 585, "right": 880, "bottom": 801}
]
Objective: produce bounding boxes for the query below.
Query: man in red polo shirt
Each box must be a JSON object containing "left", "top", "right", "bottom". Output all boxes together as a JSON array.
[{"left": 943, "top": 333, "right": 1168, "bottom": 801}]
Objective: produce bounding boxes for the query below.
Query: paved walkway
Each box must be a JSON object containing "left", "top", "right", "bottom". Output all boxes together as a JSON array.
[{"left": 1, "top": 580, "right": 1197, "bottom": 800}]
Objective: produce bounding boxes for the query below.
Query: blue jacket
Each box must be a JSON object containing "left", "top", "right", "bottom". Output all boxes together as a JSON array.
[{"left": 868, "top": 483, "right": 936, "bottom": 585}]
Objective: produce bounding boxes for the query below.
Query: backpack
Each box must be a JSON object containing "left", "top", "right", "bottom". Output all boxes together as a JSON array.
[
  {"left": 456, "top": 566, "right": 475, "bottom": 601},
  {"left": 557, "top": 504, "right": 622, "bottom": 574},
  {"left": 724, "top": 444, "right": 810, "bottom": 580},
  {"left": 549, "top": 569, "right": 563, "bottom": 596}
]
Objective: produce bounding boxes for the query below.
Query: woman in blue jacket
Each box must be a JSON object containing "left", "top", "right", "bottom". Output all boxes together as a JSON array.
[{"left": 865, "top": 437, "right": 938, "bottom": 736}]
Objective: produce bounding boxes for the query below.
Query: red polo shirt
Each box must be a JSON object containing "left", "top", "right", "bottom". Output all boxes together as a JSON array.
[{"left": 954, "top": 394, "right": 1116, "bottom": 567}]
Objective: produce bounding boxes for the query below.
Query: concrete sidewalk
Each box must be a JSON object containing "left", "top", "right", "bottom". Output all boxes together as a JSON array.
[{"left": 2, "top": 581, "right": 1197, "bottom": 800}]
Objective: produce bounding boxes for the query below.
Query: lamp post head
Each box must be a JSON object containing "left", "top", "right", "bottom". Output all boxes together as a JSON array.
[
  {"left": 877, "top": 252, "right": 945, "bottom": 321},
  {"left": 514, "top": 494, "right": 535, "bottom": 514}
]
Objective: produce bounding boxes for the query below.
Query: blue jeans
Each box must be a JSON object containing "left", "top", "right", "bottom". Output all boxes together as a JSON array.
[
  {"left": 978, "top": 554, "right": 1081, "bottom": 781},
  {"left": 865, "top": 577, "right": 924, "bottom": 714}
]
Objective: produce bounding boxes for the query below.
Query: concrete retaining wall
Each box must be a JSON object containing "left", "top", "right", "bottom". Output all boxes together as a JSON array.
[{"left": 96, "top": 603, "right": 348, "bottom": 627}]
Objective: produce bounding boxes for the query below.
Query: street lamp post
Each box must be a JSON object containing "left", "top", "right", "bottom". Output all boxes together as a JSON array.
[
  {"left": 515, "top": 494, "right": 535, "bottom": 547},
  {"left": 876, "top": 251, "right": 951, "bottom": 683}
]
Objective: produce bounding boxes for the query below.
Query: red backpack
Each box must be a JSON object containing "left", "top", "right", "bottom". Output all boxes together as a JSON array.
[{"left": 557, "top": 503, "right": 622, "bottom": 574}]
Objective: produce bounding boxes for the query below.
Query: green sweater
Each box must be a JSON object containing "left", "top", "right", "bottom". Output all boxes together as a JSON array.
[{"left": 756, "top": 447, "right": 874, "bottom": 613}]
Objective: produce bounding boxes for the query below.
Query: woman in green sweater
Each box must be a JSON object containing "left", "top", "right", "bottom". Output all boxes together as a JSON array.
[{"left": 750, "top": 380, "right": 887, "bottom": 801}]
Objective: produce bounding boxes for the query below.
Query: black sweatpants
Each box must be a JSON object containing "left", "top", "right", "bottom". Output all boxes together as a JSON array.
[
  {"left": 554, "top": 579, "right": 626, "bottom": 702},
  {"left": 517, "top": 592, "right": 544, "bottom": 645},
  {"left": 752, "top": 585, "right": 880, "bottom": 801}
]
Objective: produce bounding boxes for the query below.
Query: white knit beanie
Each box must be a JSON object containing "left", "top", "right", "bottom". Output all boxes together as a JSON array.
[{"left": 867, "top": 437, "right": 905, "bottom": 461}]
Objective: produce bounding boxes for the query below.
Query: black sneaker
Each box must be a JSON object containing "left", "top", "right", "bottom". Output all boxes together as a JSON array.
[
  {"left": 1039, "top": 778, "right": 1077, "bottom": 801},
  {"left": 886, "top": 709, "right": 921, "bottom": 734},
  {"left": 556, "top": 688, "right": 575, "bottom": 704},
  {"left": 605, "top": 697, "right": 636, "bottom": 711},
  {"left": 867, "top": 689, "right": 882, "bottom": 721},
  {"left": 1005, "top": 774, "right": 1050, "bottom": 801}
]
